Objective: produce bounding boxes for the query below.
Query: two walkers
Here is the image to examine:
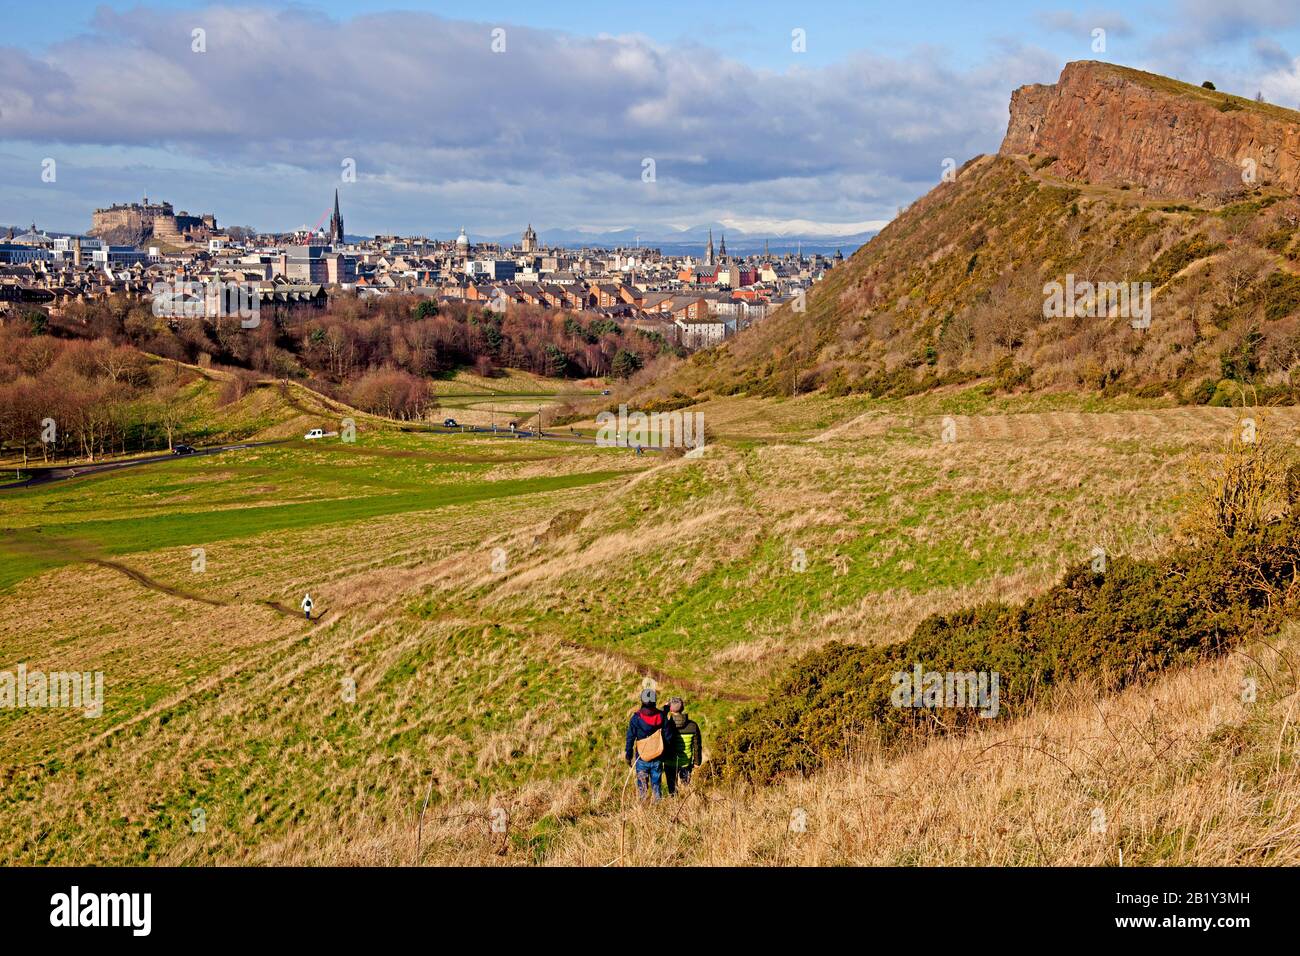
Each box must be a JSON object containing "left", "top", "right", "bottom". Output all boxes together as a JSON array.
[{"left": 624, "top": 688, "right": 704, "bottom": 799}]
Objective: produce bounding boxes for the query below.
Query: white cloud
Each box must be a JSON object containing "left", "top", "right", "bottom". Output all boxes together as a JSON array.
[
  {"left": 718, "top": 216, "right": 889, "bottom": 237},
  {"left": 0, "top": 3, "right": 1056, "bottom": 235},
  {"left": 1035, "top": 10, "right": 1135, "bottom": 37},
  {"left": 1259, "top": 58, "right": 1300, "bottom": 108}
]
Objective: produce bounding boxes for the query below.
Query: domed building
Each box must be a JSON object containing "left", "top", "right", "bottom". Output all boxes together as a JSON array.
[
  {"left": 455, "top": 227, "right": 470, "bottom": 257},
  {"left": 14, "top": 223, "right": 53, "bottom": 247}
]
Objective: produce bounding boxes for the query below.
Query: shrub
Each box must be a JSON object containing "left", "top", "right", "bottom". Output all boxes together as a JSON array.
[
  {"left": 1218, "top": 328, "right": 1262, "bottom": 383},
  {"left": 1208, "top": 379, "right": 1247, "bottom": 407},
  {"left": 707, "top": 433, "right": 1300, "bottom": 785},
  {"left": 992, "top": 355, "right": 1033, "bottom": 392},
  {"left": 1187, "top": 377, "right": 1218, "bottom": 405},
  {"left": 1262, "top": 227, "right": 1296, "bottom": 255},
  {"left": 1139, "top": 235, "right": 1223, "bottom": 286},
  {"left": 642, "top": 392, "right": 697, "bottom": 413},
  {"left": 345, "top": 368, "right": 431, "bottom": 420},
  {"left": 1260, "top": 271, "right": 1300, "bottom": 322},
  {"left": 709, "top": 529, "right": 1296, "bottom": 784}
]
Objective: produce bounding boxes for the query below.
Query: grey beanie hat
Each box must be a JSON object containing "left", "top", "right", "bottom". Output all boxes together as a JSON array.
[{"left": 640, "top": 688, "right": 657, "bottom": 706}]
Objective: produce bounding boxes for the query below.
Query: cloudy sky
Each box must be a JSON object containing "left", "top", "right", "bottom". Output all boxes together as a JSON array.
[{"left": 3, "top": 1, "right": 1300, "bottom": 240}]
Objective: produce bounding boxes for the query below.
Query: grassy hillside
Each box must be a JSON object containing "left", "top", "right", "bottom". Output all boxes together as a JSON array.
[
  {"left": 4, "top": 378, "right": 1297, "bottom": 863},
  {"left": 631, "top": 155, "right": 1300, "bottom": 407},
  {"left": 536, "top": 626, "right": 1300, "bottom": 866},
  {"left": 1098, "top": 61, "right": 1300, "bottom": 124}
]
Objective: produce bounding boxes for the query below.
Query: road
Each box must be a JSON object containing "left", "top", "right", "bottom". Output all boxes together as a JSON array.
[{"left": 0, "top": 441, "right": 286, "bottom": 490}]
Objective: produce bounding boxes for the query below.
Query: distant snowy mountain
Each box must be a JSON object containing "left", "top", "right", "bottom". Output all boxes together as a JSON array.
[{"left": 432, "top": 222, "right": 879, "bottom": 256}]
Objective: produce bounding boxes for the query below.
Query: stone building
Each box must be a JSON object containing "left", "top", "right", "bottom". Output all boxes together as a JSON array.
[{"left": 90, "top": 197, "right": 218, "bottom": 245}]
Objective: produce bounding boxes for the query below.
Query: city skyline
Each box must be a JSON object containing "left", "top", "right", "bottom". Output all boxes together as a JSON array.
[{"left": 2, "top": 189, "right": 871, "bottom": 256}]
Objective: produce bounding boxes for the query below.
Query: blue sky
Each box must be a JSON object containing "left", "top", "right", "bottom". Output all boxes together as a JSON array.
[
  {"left": 3, "top": 1, "right": 1300, "bottom": 238},
  {"left": 0, "top": 1, "right": 1121, "bottom": 70}
]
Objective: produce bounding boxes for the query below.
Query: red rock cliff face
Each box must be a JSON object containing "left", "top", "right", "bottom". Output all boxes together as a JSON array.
[{"left": 1000, "top": 60, "right": 1300, "bottom": 199}]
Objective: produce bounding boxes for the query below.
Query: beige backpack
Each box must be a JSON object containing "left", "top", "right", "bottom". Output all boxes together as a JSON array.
[{"left": 635, "top": 728, "right": 664, "bottom": 761}]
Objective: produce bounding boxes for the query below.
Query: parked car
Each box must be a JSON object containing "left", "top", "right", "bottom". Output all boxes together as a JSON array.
[
  {"left": 172, "top": 444, "right": 196, "bottom": 455},
  {"left": 601, "top": 389, "right": 612, "bottom": 396},
  {"left": 443, "top": 418, "right": 459, "bottom": 428},
  {"left": 304, "top": 429, "right": 325, "bottom": 440}
]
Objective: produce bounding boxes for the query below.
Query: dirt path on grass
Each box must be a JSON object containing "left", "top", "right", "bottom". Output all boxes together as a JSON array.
[
  {"left": 85, "top": 558, "right": 227, "bottom": 606},
  {"left": 84, "top": 557, "right": 312, "bottom": 621}
]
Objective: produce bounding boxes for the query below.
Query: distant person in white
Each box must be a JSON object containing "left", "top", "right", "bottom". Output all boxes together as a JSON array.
[{"left": 302, "top": 593, "right": 314, "bottom": 620}]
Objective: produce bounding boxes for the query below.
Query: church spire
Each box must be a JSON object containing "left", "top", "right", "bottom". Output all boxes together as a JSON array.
[
  {"left": 705, "top": 228, "right": 715, "bottom": 267},
  {"left": 329, "top": 189, "right": 345, "bottom": 245}
]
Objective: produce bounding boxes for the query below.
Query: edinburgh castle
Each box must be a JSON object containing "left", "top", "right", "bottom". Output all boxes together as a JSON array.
[{"left": 90, "top": 197, "right": 218, "bottom": 246}]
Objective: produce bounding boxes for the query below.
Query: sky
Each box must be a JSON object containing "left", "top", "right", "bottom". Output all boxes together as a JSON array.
[{"left": 3, "top": 0, "right": 1300, "bottom": 240}]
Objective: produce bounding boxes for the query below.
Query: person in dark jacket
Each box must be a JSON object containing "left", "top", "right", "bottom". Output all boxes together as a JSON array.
[
  {"left": 663, "top": 697, "right": 703, "bottom": 795},
  {"left": 625, "top": 688, "right": 676, "bottom": 799}
]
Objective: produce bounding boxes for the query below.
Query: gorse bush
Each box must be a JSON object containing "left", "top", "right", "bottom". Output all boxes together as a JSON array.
[
  {"left": 708, "top": 429, "right": 1300, "bottom": 785},
  {"left": 1138, "top": 235, "right": 1223, "bottom": 287}
]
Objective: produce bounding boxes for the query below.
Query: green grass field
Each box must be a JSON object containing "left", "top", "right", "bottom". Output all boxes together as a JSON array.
[
  {"left": 0, "top": 434, "right": 628, "bottom": 591},
  {"left": 0, "top": 383, "right": 1285, "bottom": 864}
]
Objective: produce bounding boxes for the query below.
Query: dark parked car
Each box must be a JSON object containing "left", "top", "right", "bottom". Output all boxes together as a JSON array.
[
  {"left": 172, "top": 444, "right": 196, "bottom": 456},
  {"left": 443, "top": 418, "right": 459, "bottom": 428}
]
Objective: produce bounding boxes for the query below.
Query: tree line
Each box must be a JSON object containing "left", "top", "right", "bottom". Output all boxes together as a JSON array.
[
  {"left": 1, "top": 293, "right": 680, "bottom": 460},
  {"left": 57, "top": 293, "right": 676, "bottom": 389},
  {"left": 0, "top": 324, "right": 190, "bottom": 464}
]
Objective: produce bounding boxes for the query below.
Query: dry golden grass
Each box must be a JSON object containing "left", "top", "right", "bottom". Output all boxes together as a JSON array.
[
  {"left": 3, "top": 396, "right": 1290, "bottom": 865},
  {"left": 815, "top": 404, "right": 1300, "bottom": 445},
  {"left": 406, "top": 628, "right": 1300, "bottom": 867}
]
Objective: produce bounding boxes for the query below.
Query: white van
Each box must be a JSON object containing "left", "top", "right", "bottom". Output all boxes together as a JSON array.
[{"left": 304, "top": 428, "right": 325, "bottom": 440}]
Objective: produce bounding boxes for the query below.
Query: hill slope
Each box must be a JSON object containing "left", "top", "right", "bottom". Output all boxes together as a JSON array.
[
  {"left": 1005, "top": 61, "right": 1300, "bottom": 199},
  {"left": 639, "top": 61, "right": 1300, "bottom": 405}
]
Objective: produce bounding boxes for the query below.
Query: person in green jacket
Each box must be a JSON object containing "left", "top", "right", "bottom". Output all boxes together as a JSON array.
[{"left": 663, "top": 697, "right": 702, "bottom": 795}]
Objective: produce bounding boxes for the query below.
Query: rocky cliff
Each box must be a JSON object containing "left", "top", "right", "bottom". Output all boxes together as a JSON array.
[
  {"left": 1000, "top": 61, "right": 1300, "bottom": 200},
  {"left": 631, "top": 61, "right": 1300, "bottom": 406}
]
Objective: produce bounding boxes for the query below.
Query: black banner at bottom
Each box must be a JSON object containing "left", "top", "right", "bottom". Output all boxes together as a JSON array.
[{"left": 0, "top": 866, "right": 1277, "bottom": 942}]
